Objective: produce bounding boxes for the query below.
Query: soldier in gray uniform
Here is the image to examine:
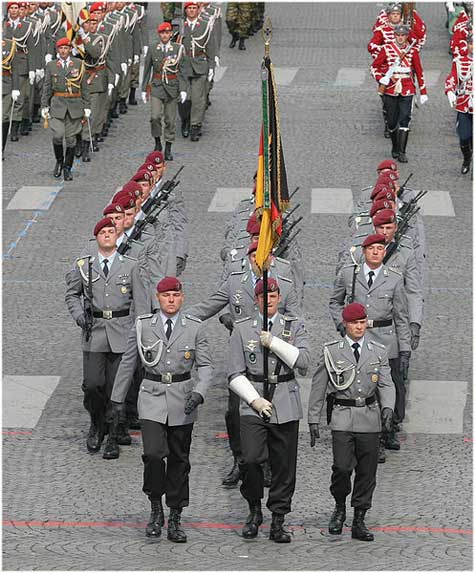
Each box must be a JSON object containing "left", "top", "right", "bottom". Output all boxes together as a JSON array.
[
  {"left": 329, "top": 233, "right": 411, "bottom": 455},
  {"left": 308, "top": 302, "right": 395, "bottom": 541},
  {"left": 228, "top": 278, "right": 310, "bottom": 543},
  {"left": 65, "top": 217, "right": 141, "bottom": 458},
  {"left": 110, "top": 277, "right": 213, "bottom": 543}
]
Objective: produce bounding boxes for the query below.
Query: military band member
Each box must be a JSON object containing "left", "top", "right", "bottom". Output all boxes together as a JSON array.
[
  {"left": 228, "top": 278, "right": 309, "bottom": 542},
  {"left": 65, "top": 217, "right": 141, "bottom": 458},
  {"left": 445, "top": 34, "right": 473, "bottom": 174},
  {"left": 308, "top": 302, "right": 395, "bottom": 541},
  {"left": 371, "top": 24, "right": 428, "bottom": 163},
  {"left": 110, "top": 277, "right": 213, "bottom": 542},
  {"left": 41, "top": 37, "right": 91, "bottom": 181},
  {"left": 141, "top": 21, "right": 188, "bottom": 158}
]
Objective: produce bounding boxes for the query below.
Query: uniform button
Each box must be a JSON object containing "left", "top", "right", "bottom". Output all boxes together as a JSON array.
[
  {"left": 366, "top": 304, "right": 370, "bottom": 307},
  {"left": 367, "top": 294, "right": 370, "bottom": 297},
  {"left": 358, "top": 388, "right": 361, "bottom": 392},
  {"left": 357, "top": 370, "right": 360, "bottom": 374},
  {"left": 357, "top": 379, "right": 360, "bottom": 383},
  {"left": 166, "top": 349, "right": 170, "bottom": 353},
  {"left": 105, "top": 283, "right": 108, "bottom": 287},
  {"left": 166, "top": 361, "right": 171, "bottom": 364},
  {"left": 105, "top": 294, "right": 109, "bottom": 297}
]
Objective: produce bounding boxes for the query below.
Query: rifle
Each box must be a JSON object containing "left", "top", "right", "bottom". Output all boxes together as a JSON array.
[
  {"left": 274, "top": 227, "right": 302, "bottom": 258},
  {"left": 84, "top": 256, "right": 95, "bottom": 342},
  {"left": 141, "top": 165, "right": 184, "bottom": 215},
  {"left": 117, "top": 201, "right": 169, "bottom": 255},
  {"left": 398, "top": 189, "right": 428, "bottom": 219},
  {"left": 383, "top": 198, "right": 424, "bottom": 263},
  {"left": 397, "top": 172, "right": 413, "bottom": 197},
  {"left": 402, "top": 2, "right": 415, "bottom": 26},
  {"left": 282, "top": 203, "right": 301, "bottom": 226},
  {"left": 348, "top": 248, "right": 360, "bottom": 304},
  {"left": 289, "top": 186, "right": 300, "bottom": 201},
  {"left": 378, "top": 38, "right": 417, "bottom": 95}
]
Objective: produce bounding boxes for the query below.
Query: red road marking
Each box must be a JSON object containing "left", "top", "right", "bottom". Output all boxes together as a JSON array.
[
  {"left": 2, "top": 431, "right": 33, "bottom": 435},
  {"left": 215, "top": 432, "right": 229, "bottom": 439},
  {"left": 3, "top": 520, "right": 472, "bottom": 535},
  {"left": 129, "top": 431, "right": 142, "bottom": 437},
  {"left": 463, "top": 437, "right": 473, "bottom": 442}
]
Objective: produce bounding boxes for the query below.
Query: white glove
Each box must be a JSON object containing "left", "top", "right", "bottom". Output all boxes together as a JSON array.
[
  {"left": 107, "top": 83, "right": 114, "bottom": 96},
  {"left": 143, "top": 45, "right": 149, "bottom": 57},
  {"left": 214, "top": 55, "right": 220, "bottom": 68},
  {"left": 78, "top": 27, "right": 87, "bottom": 39},
  {"left": 127, "top": 58, "right": 132, "bottom": 65},
  {"left": 11, "top": 89, "right": 20, "bottom": 101},
  {"left": 180, "top": 91, "right": 187, "bottom": 104},
  {"left": 250, "top": 397, "right": 273, "bottom": 420},
  {"left": 447, "top": 91, "right": 456, "bottom": 107},
  {"left": 260, "top": 330, "right": 273, "bottom": 348},
  {"left": 269, "top": 336, "right": 300, "bottom": 368},
  {"left": 420, "top": 94, "right": 428, "bottom": 105},
  {"left": 114, "top": 73, "right": 120, "bottom": 86},
  {"left": 446, "top": 1, "right": 455, "bottom": 12},
  {"left": 41, "top": 107, "right": 49, "bottom": 119},
  {"left": 133, "top": 54, "right": 140, "bottom": 65},
  {"left": 379, "top": 76, "right": 390, "bottom": 86},
  {"left": 29, "top": 70, "right": 36, "bottom": 85},
  {"left": 35, "top": 68, "right": 44, "bottom": 82},
  {"left": 141, "top": 91, "right": 148, "bottom": 104},
  {"left": 84, "top": 108, "right": 91, "bottom": 118},
  {"left": 45, "top": 53, "right": 53, "bottom": 64},
  {"left": 207, "top": 68, "right": 214, "bottom": 82},
  {"left": 229, "top": 374, "right": 260, "bottom": 404},
  {"left": 121, "top": 62, "right": 127, "bottom": 75}
]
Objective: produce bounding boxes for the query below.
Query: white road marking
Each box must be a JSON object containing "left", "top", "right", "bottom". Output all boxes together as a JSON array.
[
  {"left": 273, "top": 67, "right": 299, "bottom": 86},
  {"left": 7, "top": 186, "right": 61, "bottom": 210},
  {"left": 335, "top": 67, "right": 366, "bottom": 87},
  {"left": 311, "top": 188, "right": 353, "bottom": 214},
  {"left": 419, "top": 190, "right": 455, "bottom": 216},
  {"left": 209, "top": 188, "right": 253, "bottom": 212}
]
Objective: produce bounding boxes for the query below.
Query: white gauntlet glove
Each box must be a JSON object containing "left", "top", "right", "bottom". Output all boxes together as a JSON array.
[
  {"left": 45, "top": 53, "right": 52, "bottom": 64},
  {"left": 84, "top": 108, "right": 91, "bottom": 118},
  {"left": 260, "top": 331, "right": 300, "bottom": 368},
  {"left": 143, "top": 45, "right": 149, "bottom": 57},
  {"left": 29, "top": 70, "right": 36, "bottom": 85},
  {"left": 11, "top": 89, "right": 20, "bottom": 101},
  {"left": 420, "top": 94, "right": 428, "bottom": 105},
  {"left": 250, "top": 397, "right": 273, "bottom": 419},
  {"left": 121, "top": 62, "right": 127, "bottom": 75},
  {"left": 107, "top": 83, "right": 114, "bottom": 96},
  {"left": 180, "top": 91, "right": 187, "bottom": 104},
  {"left": 114, "top": 73, "right": 120, "bottom": 86},
  {"left": 141, "top": 91, "right": 148, "bottom": 104},
  {"left": 207, "top": 68, "right": 214, "bottom": 82},
  {"left": 447, "top": 91, "right": 456, "bottom": 107},
  {"left": 41, "top": 107, "right": 49, "bottom": 119},
  {"left": 133, "top": 54, "right": 140, "bottom": 65}
]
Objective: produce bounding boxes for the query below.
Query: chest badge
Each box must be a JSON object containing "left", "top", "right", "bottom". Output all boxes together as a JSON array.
[
  {"left": 371, "top": 374, "right": 379, "bottom": 383},
  {"left": 121, "top": 286, "right": 128, "bottom": 294},
  {"left": 249, "top": 353, "right": 256, "bottom": 364},
  {"left": 184, "top": 350, "right": 191, "bottom": 360},
  {"left": 247, "top": 340, "right": 257, "bottom": 352}
]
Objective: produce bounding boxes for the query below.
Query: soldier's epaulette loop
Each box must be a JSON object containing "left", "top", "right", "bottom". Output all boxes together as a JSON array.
[
  {"left": 355, "top": 233, "right": 368, "bottom": 238},
  {"left": 274, "top": 256, "right": 290, "bottom": 265},
  {"left": 277, "top": 275, "right": 292, "bottom": 283},
  {"left": 231, "top": 271, "right": 245, "bottom": 276},
  {"left": 283, "top": 316, "right": 298, "bottom": 322},
  {"left": 324, "top": 340, "right": 339, "bottom": 346},
  {"left": 388, "top": 267, "right": 402, "bottom": 276},
  {"left": 120, "top": 253, "right": 138, "bottom": 262},
  {"left": 185, "top": 314, "right": 202, "bottom": 323},
  {"left": 137, "top": 313, "right": 153, "bottom": 320},
  {"left": 369, "top": 340, "right": 386, "bottom": 349},
  {"left": 235, "top": 316, "right": 251, "bottom": 324}
]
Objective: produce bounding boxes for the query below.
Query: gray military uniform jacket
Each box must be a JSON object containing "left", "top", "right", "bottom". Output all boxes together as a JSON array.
[
  {"left": 64, "top": 252, "right": 140, "bottom": 354},
  {"left": 308, "top": 336, "right": 395, "bottom": 432},
  {"left": 329, "top": 264, "right": 411, "bottom": 359},
  {"left": 228, "top": 313, "right": 310, "bottom": 424},
  {"left": 111, "top": 311, "right": 213, "bottom": 426}
]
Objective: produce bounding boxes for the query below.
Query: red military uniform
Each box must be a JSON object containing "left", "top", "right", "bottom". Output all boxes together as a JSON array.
[
  {"left": 368, "top": 11, "right": 427, "bottom": 59},
  {"left": 450, "top": 21, "right": 472, "bottom": 57}
]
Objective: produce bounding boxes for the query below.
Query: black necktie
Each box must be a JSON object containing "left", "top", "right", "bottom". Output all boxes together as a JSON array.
[
  {"left": 165, "top": 318, "right": 173, "bottom": 340},
  {"left": 268, "top": 320, "right": 273, "bottom": 331},
  {"left": 367, "top": 270, "right": 374, "bottom": 288},
  {"left": 103, "top": 259, "right": 109, "bottom": 277},
  {"left": 352, "top": 342, "right": 360, "bottom": 363}
]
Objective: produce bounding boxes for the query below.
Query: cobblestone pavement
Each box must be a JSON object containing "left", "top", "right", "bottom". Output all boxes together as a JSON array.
[{"left": 2, "top": 2, "right": 473, "bottom": 571}]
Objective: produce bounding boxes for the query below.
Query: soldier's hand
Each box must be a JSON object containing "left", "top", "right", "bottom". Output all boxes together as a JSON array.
[
  {"left": 214, "top": 56, "right": 220, "bottom": 68},
  {"left": 420, "top": 94, "right": 428, "bottom": 105},
  {"left": 114, "top": 73, "right": 120, "bottom": 86},
  {"left": 11, "top": 90, "right": 20, "bottom": 101},
  {"left": 35, "top": 68, "right": 44, "bottom": 82},
  {"left": 180, "top": 91, "right": 187, "bottom": 104},
  {"left": 399, "top": 351, "right": 411, "bottom": 381},
  {"left": 84, "top": 108, "right": 91, "bottom": 118},
  {"left": 309, "top": 423, "right": 320, "bottom": 447},
  {"left": 121, "top": 62, "right": 127, "bottom": 75},
  {"left": 133, "top": 54, "right": 140, "bottom": 65},
  {"left": 336, "top": 323, "right": 346, "bottom": 337},
  {"left": 381, "top": 407, "right": 393, "bottom": 433},
  {"left": 410, "top": 323, "right": 421, "bottom": 350},
  {"left": 250, "top": 397, "right": 273, "bottom": 420},
  {"left": 184, "top": 392, "right": 203, "bottom": 415},
  {"left": 260, "top": 330, "right": 273, "bottom": 348},
  {"left": 45, "top": 53, "right": 53, "bottom": 64},
  {"left": 207, "top": 68, "right": 214, "bottom": 82},
  {"left": 76, "top": 314, "right": 86, "bottom": 329},
  {"left": 219, "top": 313, "right": 234, "bottom": 333},
  {"left": 447, "top": 91, "right": 456, "bottom": 108},
  {"left": 176, "top": 256, "right": 186, "bottom": 276},
  {"left": 108, "top": 83, "right": 114, "bottom": 96},
  {"left": 143, "top": 45, "right": 149, "bottom": 57},
  {"left": 29, "top": 70, "right": 36, "bottom": 85},
  {"left": 141, "top": 91, "right": 148, "bottom": 104}
]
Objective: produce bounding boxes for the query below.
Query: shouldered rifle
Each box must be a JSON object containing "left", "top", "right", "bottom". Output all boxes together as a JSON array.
[
  {"left": 84, "top": 256, "right": 95, "bottom": 342},
  {"left": 384, "top": 200, "right": 423, "bottom": 263},
  {"left": 289, "top": 186, "right": 300, "bottom": 201},
  {"left": 397, "top": 172, "right": 413, "bottom": 197},
  {"left": 274, "top": 226, "right": 302, "bottom": 258},
  {"left": 378, "top": 38, "right": 417, "bottom": 94},
  {"left": 282, "top": 203, "right": 301, "bottom": 226},
  {"left": 117, "top": 200, "right": 169, "bottom": 255},
  {"left": 348, "top": 248, "right": 360, "bottom": 304},
  {"left": 141, "top": 165, "right": 184, "bottom": 215},
  {"left": 398, "top": 188, "right": 427, "bottom": 219}
]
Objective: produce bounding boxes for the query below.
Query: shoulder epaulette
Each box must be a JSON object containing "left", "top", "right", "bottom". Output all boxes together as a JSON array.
[
  {"left": 324, "top": 340, "right": 339, "bottom": 346},
  {"left": 388, "top": 267, "right": 402, "bottom": 276},
  {"left": 137, "top": 313, "right": 153, "bottom": 320},
  {"left": 235, "top": 316, "right": 251, "bottom": 324},
  {"left": 283, "top": 316, "right": 298, "bottom": 322},
  {"left": 185, "top": 314, "right": 202, "bottom": 323},
  {"left": 231, "top": 271, "right": 245, "bottom": 276},
  {"left": 119, "top": 253, "right": 138, "bottom": 262},
  {"left": 370, "top": 340, "right": 386, "bottom": 349},
  {"left": 278, "top": 275, "right": 292, "bottom": 283},
  {"left": 274, "top": 256, "right": 290, "bottom": 265}
]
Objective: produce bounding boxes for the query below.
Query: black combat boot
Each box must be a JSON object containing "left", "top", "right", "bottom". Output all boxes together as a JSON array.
[
  {"left": 385, "top": 427, "right": 400, "bottom": 450},
  {"left": 102, "top": 421, "right": 120, "bottom": 459},
  {"left": 53, "top": 143, "right": 64, "bottom": 178},
  {"left": 92, "top": 137, "right": 99, "bottom": 152},
  {"left": 190, "top": 125, "right": 200, "bottom": 141},
  {"left": 81, "top": 140, "right": 91, "bottom": 162},
  {"left": 127, "top": 415, "right": 141, "bottom": 430},
  {"left": 154, "top": 136, "right": 162, "bottom": 151},
  {"left": 269, "top": 513, "right": 291, "bottom": 543},
  {"left": 238, "top": 38, "right": 246, "bottom": 50},
  {"left": 32, "top": 104, "right": 41, "bottom": 123},
  {"left": 116, "top": 420, "right": 132, "bottom": 446},
  {"left": 20, "top": 118, "right": 29, "bottom": 135},
  {"left": 101, "top": 124, "right": 109, "bottom": 137},
  {"left": 119, "top": 98, "right": 128, "bottom": 114},
  {"left": 222, "top": 456, "right": 241, "bottom": 487},
  {"left": 86, "top": 416, "right": 105, "bottom": 453},
  {"left": 164, "top": 141, "right": 173, "bottom": 161},
  {"left": 378, "top": 434, "right": 386, "bottom": 463},
  {"left": 95, "top": 132, "right": 104, "bottom": 143},
  {"left": 167, "top": 508, "right": 187, "bottom": 543},
  {"left": 328, "top": 502, "right": 346, "bottom": 535},
  {"left": 63, "top": 146, "right": 75, "bottom": 181},
  {"left": 351, "top": 508, "right": 374, "bottom": 541},
  {"left": 74, "top": 134, "right": 82, "bottom": 157},
  {"left": 461, "top": 140, "right": 472, "bottom": 174},
  {"left": 398, "top": 129, "right": 409, "bottom": 163},
  {"left": 110, "top": 102, "right": 119, "bottom": 119},
  {"left": 390, "top": 128, "right": 399, "bottom": 159},
  {"left": 262, "top": 460, "right": 272, "bottom": 488},
  {"left": 10, "top": 121, "right": 19, "bottom": 142},
  {"left": 3, "top": 122, "right": 9, "bottom": 153},
  {"left": 229, "top": 33, "right": 238, "bottom": 48},
  {"left": 145, "top": 498, "right": 164, "bottom": 538},
  {"left": 242, "top": 500, "right": 263, "bottom": 539},
  {"left": 128, "top": 87, "right": 138, "bottom": 105}
]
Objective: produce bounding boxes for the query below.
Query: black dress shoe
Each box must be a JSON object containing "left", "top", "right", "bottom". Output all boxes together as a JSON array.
[
  {"left": 351, "top": 509, "right": 374, "bottom": 541},
  {"left": 146, "top": 499, "right": 164, "bottom": 538},
  {"left": 222, "top": 458, "right": 241, "bottom": 487},
  {"left": 269, "top": 513, "right": 291, "bottom": 543},
  {"left": 95, "top": 134, "right": 104, "bottom": 143},
  {"left": 102, "top": 436, "right": 120, "bottom": 459},
  {"left": 119, "top": 98, "right": 128, "bottom": 114},
  {"left": 167, "top": 509, "right": 187, "bottom": 543},
  {"left": 328, "top": 503, "right": 346, "bottom": 534},
  {"left": 242, "top": 501, "right": 263, "bottom": 539},
  {"left": 82, "top": 141, "right": 91, "bottom": 162},
  {"left": 190, "top": 125, "right": 200, "bottom": 141},
  {"left": 86, "top": 423, "right": 103, "bottom": 453},
  {"left": 117, "top": 423, "right": 132, "bottom": 446}
]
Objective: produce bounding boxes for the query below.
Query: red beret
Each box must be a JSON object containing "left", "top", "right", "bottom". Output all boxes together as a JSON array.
[
  {"left": 247, "top": 240, "right": 259, "bottom": 255},
  {"left": 90, "top": 2, "right": 105, "bottom": 12},
  {"left": 342, "top": 302, "right": 367, "bottom": 322},
  {"left": 93, "top": 217, "right": 115, "bottom": 236},
  {"left": 139, "top": 162, "right": 157, "bottom": 173},
  {"left": 122, "top": 181, "right": 142, "bottom": 198},
  {"left": 157, "top": 276, "right": 182, "bottom": 293},
  {"left": 115, "top": 194, "right": 136, "bottom": 210},
  {"left": 103, "top": 203, "right": 124, "bottom": 216},
  {"left": 373, "top": 188, "right": 396, "bottom": 203},
  {"left": 7, "top": 2, "right": 20, "bottom": 9},
  {"left": 372, "top": 209, "right": 397, "bottom": 227},
  {"left": 362, "top": 233, "right": 386, "bottom": 248},
  {"left": 377, "top": 170, "right": 398, "bottom": 183},
  {"left": 184, "top": 1, "right": 198, "bottom": 7},
  {"left": 369, "top": 199, "right": 393, "bottom": 218},
  {"left": 246, "top": 213, "right": 261, "bottom": 235},
  {"left": 255, "top": 278, "right": 279, "bottom": 296},
  {"left": 56, "top": 37, "right": 72, "bottom": 48},
  {"left": 131, "top": 169, "right": 153, "bottom": 183},
  {"left": 377, "top": 159, "right": 398, "bottom": 172},
  {"left": 18, "top": 1, "right": 27, "bottom": 6},
  {"left": 145, "top": 151, "right": 164, "bottom": 165},
  {"left": 370, "top": 182, "right": 394, "bottom": 200},
  {"left": 158, "top": 22, "right": 172, "bottom": 32}
]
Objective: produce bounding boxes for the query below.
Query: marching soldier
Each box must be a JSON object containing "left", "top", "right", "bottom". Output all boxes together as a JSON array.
[
  {"left": 64, "top": 217, "right": 142, "bottom": 458},
  {"left": 2, "top": 36, "right": 20, "bottom": 153},
  {"left": 141, "top": 21, "right": 188, "bottom": 158},
  {"left": 445, "top": 34, "right": 473, "bottom": 174},
  {"left": 371, "top": 24, "right": 428, "bottom": 163},
  {"left": 41, "top": 37, "right": 91, "bottom": 181},
  {"left": 110, "top": 277, "right": 214, "bottom": 542},
  {"left": 308, "top": 302, "right": 395, "bottom": 541},
  {"left": 226, "top": 3, "right": 255, "bottom": 51},
  {"left": 228, "top": 278, "right": 309, "bottom": 542}
]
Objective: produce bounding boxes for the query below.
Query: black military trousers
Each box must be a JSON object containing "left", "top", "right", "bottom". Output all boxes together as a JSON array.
[
  {"left": 240, "top": 415, "right": 299, "bottom": 515},
  {"left": 141, "top": 419, "right": 193, "bottom": 509},
  {"left": 389, "top": 357, "right": 405, "bottom": 423},
  {"left": 383, "top": 94, "right": 413, "bottom": 130},
  {"left": 225, "top": 388, "right": 242, "bottom": 458},
  {"left": 82, "top": 351, "right": 122, "bottom": 421},
  {"left": 330, "top": 431, "right": 380, "bottom": 510},
  {"left": 456, "top": 111, "right": 473, "bottom": 144},
  {"left": 125, "top": 364, "right": 143, "bottom": 421}
]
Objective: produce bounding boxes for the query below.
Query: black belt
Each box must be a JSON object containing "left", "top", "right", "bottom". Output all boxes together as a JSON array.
[
  {"left": 144, "top": 371, "right": 191, "bottom": 384},
  {"left": 367, "top": 319, "right": 392, "bottom": 328},
  {"left": 92, "top": 308, "right": 130, "bottom": 319},
  {"left": 247, "top": 372, "right": 295, "bottom": 384},
  {"left": 335, "top": 395, "right": 376, "bottom": 408}
]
